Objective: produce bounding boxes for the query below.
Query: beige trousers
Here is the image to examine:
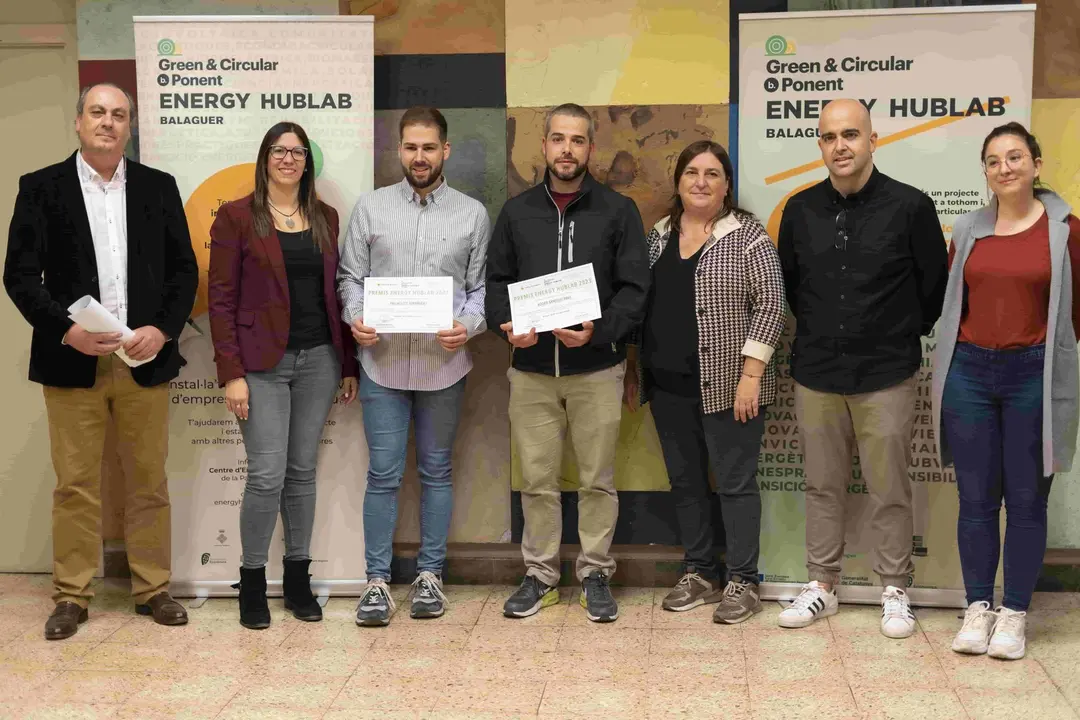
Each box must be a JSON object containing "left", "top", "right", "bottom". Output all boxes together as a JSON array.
[
  {"left": 795, "top": 375, "right": 918, "bottom": 589},
  {"left": 509, "top": 363, "right": 624, "bottom": 586},
  {"left": 43, "top": 355, "right": 172, "bottom": 607}
]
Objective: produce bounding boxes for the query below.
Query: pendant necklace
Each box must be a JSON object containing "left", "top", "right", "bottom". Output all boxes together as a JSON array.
[{"left": 268, "top": 201, "right": 300, "bottom": 229}]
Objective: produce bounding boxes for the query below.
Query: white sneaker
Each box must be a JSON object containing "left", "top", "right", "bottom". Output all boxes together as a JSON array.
[
  {"left": 951, "top": 601, "right": 996, "bottom": 655},
  {"left": 988, "top": 607, "right": 1027, "bottom": 660},
  {"left": 778, "top": 581, "right": 838, "bottom": 628},
  {"left": 880, "top": 586, "right": 916, "bottom": 639}
]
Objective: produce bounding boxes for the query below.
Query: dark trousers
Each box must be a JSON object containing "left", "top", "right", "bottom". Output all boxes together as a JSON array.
[
  {"left": 650, "top": 387, "right": 764, "bottom": 583},
  {"left": 942, "top": 342, "right": 1052, "bottom": 611}
]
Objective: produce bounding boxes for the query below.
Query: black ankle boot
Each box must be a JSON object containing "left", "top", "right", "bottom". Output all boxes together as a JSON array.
[
  {"left": 232, "top": 566, "right": 271, "bottom": 630},
  {"left": 282, "top": 558, "right": 322, "bottom": 622}
]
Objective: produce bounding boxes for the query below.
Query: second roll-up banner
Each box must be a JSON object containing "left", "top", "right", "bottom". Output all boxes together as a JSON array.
[
  {"left": 738, "top": 5, "right": 1035, "bottom": 605},
  {"left": 133, "top": 15, "right": 374, "bottom": 597}
]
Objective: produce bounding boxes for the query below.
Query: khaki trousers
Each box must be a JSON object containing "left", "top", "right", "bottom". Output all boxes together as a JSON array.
[
  {"left": 795, "top": 375, "right": 917, "bottom": 589},
  {"left": 42, "top": 355, "right": 172, "bottom": 607},
  {"left": 509, "top": 363, "right": 624, "bottom": 586}
]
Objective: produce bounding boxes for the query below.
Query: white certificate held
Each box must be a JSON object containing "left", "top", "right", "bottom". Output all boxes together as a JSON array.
[
  {"left": 364, "top": 276, "right": 453, "bottom": 334},
  {"left": 508, "top": 264, "right": 602, "bottom": 335}
]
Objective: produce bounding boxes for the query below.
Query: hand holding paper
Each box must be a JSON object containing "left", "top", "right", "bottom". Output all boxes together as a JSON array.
[{"left": 67, "top": 296, "right": 157, "bottom": 367}]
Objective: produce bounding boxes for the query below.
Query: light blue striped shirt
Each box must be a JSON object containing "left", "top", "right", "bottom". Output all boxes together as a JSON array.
[{"left": 337, "top": 177, "right": 491, "bottom": 391}]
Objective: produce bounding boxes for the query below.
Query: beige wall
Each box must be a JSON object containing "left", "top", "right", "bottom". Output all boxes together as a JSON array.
[{"left": 0, "top": 0, "right": 80, "bottom": 570}]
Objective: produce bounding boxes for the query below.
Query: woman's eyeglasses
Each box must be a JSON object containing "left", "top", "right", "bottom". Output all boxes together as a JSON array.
[{"left": 269, "top": 145, "right": 309, "bottom": 161}]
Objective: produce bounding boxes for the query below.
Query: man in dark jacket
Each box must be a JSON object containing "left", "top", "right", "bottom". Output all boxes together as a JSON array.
[
  {"left": 486, "top": 103, "right": 650, "bottom": 623},
  {"left": 4, "top": 83, "right": 197, "bottom": 640}
]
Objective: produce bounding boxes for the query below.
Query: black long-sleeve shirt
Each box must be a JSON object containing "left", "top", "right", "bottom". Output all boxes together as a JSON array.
[{"left": 778, "top": 167, "right": 947, "bottom": 394}]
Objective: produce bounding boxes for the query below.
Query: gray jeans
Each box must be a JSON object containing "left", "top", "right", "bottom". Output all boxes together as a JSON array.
[{"left": 238, "top": 344, "right": 341, "bottom": 569}]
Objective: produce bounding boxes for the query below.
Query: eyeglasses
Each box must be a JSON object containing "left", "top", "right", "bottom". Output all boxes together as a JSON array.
[
  {"left": 269, "top": 145, "right": 309, "bottom": 161},
  {"left": 983, "top": 151, "right": 1030, "bottom": 174},
  {"left": 835, "top": 210, "right": 848, "bottom": 251}
]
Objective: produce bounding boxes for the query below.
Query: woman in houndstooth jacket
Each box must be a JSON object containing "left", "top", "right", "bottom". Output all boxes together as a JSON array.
[{"left": 625, "top": 140, "right": 787, "bottom": 625}]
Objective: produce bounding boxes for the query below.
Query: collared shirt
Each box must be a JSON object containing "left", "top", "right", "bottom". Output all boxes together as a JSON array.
[
  {"left": 338, "top": 177, "right": 491, "bottom": 391},
  {"left": 778, "top": 167, "right": 948, "bottom": 394},
  {"left": 76, "top": 152, "right": 128, "bottom": 326}
]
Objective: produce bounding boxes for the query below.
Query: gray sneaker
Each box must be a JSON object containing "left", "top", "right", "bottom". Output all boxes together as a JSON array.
[
  {"left": 355, "top": 578, "right": 396, "bottom": 626},
  {"left": 410, "top": 571, "right": 447, "bottom": 619},
  {"left": 661, "top": 572, "right": 723, "bottom": 612},
  {"left": 712, "top": 579, "right": 762, "bottom": 624}
]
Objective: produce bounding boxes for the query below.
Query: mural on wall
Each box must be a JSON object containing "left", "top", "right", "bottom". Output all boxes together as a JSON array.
[
  {"left": 506, "top": 0, "right": 731, "bottom": 108},
  {"left": 352, "top": 0, "right": 505, "bottom": 54}
]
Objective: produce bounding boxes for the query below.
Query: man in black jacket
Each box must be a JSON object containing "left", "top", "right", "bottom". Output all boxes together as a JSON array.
[
  {"left": 486, "top": 103, "right": 650, "bottom": 623},
  {"left": 4, "top": 83, "right": 197, "bottom": 640}
]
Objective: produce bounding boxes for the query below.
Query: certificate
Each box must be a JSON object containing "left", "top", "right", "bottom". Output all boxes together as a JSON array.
[
  {"left": 508, "top": 264, "right": 602, "bottom": 335},
  {"left": 363, "top": 276, "right": 453, "bottom": 333}
]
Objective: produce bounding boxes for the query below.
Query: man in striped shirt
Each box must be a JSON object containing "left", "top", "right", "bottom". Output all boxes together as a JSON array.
[{"left": 337, "top": 107, "right": 491, "bottom": 626}]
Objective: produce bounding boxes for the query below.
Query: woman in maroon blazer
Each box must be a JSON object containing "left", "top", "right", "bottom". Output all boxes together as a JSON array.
[{"left": 208, "top": 121, "right": 358, "bottom": 630}]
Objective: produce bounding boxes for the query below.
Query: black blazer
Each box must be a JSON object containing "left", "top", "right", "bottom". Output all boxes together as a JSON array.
[{"left": 4, "top": 152, "right": 198, "bottom": 388}]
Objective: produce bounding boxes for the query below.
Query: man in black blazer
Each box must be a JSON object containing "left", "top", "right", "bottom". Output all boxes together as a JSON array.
[{"left": 4, "top": 83, "right": 198, "bottom": 640}]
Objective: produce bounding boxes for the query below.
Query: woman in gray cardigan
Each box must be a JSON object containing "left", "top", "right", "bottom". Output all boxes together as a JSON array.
[{"left": 932, "top": 122, "right": 1080, "bottom": 660}]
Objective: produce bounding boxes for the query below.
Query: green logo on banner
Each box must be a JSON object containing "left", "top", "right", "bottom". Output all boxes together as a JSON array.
[
  {"left": 158, "top": 38, "right": 179, "bottom": 56},
  {"left": 765, "top": 35, "right": 795, "bottom": 56}
]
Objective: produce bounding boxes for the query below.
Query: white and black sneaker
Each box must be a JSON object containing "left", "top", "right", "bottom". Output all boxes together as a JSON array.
[
  {"left": 880, "top": 586, "right": 916, "bottom": 639},
  {"left": 410, "top": 571, "right": 448, "bottom": 619},
  {"left": 778, "top": 581, "right": 838, "bottom": 628},
  {"left": 355, "top": 577, "right": 396, "bottom": 626}
]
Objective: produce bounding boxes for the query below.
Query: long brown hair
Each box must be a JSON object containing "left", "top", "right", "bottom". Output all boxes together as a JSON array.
[
  {"left": 253, "top": 121, "right": 332, "bottom": 252},
  {"left": 667, "top": 140, "right": 751, "bottom": 234}
]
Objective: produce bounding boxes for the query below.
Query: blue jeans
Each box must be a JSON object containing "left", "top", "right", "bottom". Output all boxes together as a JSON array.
[
  {"left": 238, "top": 344, "right": 341, "bottom": 569},
  {"left": 359, "top": 369, "right": 467, "bottom": 581},
  {"left": 942, "top": 342, "right": 1052, "bottom": 611}
]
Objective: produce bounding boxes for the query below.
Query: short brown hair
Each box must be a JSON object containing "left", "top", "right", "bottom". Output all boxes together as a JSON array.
[
  {"left": 544, "top": 103, "right": 594, "bottom": 142},
  {"left": 399, "top": 107, "right": 448, "bottom": 143}
]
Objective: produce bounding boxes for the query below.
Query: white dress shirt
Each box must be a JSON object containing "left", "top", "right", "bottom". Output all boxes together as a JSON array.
[{"left": 76, "top": 152, "right": 128, "bottom": 327}]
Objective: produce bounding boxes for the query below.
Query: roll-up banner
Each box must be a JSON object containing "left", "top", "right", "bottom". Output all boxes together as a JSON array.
[{"left": 134, "top": 15, "right": 374, "bottom": 598}]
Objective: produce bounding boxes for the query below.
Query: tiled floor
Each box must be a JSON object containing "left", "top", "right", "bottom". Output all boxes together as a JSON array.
[{"left": 2, "top": 574, "right": 1080, "bottom": 719}]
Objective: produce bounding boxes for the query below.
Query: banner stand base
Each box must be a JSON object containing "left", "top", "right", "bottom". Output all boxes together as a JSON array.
[
  {"left": 761, "top": 582, "right": 968, "bottom": 609},
  {"left": 170, "top": 579, "right": 369, "bottom": 599}
]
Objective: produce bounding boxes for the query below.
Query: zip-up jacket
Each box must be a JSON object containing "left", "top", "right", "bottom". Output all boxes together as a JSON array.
[{"left": 485, "top": 171, "right": 650, "bottom": 377}]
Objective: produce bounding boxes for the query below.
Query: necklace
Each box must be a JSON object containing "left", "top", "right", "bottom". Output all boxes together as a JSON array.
[{"left": 268, "top": 201, "right": 300, "bottom": 229}]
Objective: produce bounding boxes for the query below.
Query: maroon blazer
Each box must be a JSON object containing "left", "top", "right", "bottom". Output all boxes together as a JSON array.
[{"left": 208, "top": 194, "right": 358, "bottom": 385}]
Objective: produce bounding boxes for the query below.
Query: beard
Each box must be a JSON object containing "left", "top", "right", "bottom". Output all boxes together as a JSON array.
[
  {"left": 546, "top": 155, "right": 588, "bottom": 183},
  {"left": 403, "top": 159, "right": 444, "bottom": 190}
]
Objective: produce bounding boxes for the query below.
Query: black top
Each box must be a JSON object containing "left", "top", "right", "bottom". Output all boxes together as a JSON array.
[
  {"left": 777, "top": 167, "right": 948, "bottom": 394},
  {"left": 278, "top": 229, "right": 332, "bottom": 350},
  {"left": 643, "top": 228, "right": 702, "bottom": 396}
]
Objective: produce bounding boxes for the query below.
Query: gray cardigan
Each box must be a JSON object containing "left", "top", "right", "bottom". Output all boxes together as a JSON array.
[{"left": 932, "top": 189, "right": 1079, "bottom": 474}]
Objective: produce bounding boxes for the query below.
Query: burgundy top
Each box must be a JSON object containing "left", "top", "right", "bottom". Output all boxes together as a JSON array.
[
  {"left": 550, "top": 190, "right": 578, "bottom": 214},
  {"left": 950, "top": 213, "right": 1080, "bottom": 349}
]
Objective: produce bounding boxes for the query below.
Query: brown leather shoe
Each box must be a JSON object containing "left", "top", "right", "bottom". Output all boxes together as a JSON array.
[
  {"left": 135, "top": 592, "right": 189, "bottom": 626},
  {"left": 45, "top": 602, "right": 88, "bottom": 640}
]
